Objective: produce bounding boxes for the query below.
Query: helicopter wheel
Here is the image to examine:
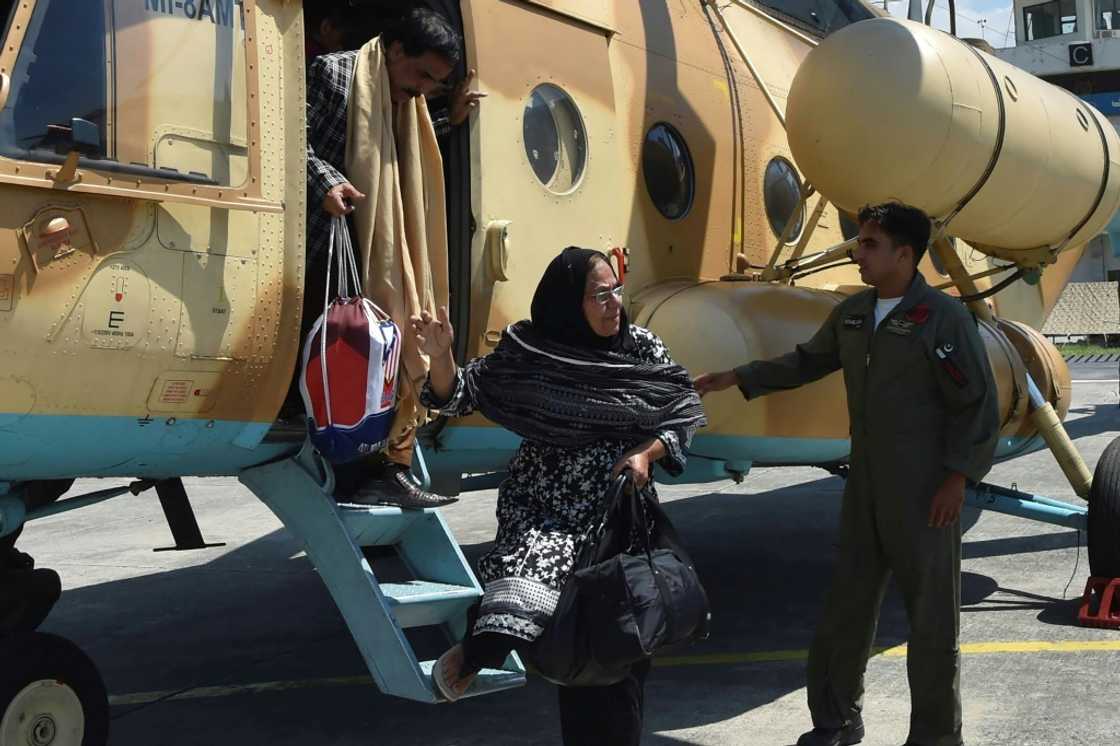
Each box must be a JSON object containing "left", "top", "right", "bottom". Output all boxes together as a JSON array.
[
  {"left": 1088, "top": 436, "right": 1120, "bottom": 579},
  {"left": 0, "top": 633, "right": 108, "bottom": 746}
]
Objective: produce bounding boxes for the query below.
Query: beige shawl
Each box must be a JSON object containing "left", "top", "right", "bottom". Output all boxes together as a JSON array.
[{"left": 345, "top": 38, "right": 450, "bottom": 441}]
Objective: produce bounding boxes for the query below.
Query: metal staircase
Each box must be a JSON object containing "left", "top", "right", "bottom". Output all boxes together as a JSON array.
[{"left": 239, "top": 445, "right": 525, "bottom": 703}]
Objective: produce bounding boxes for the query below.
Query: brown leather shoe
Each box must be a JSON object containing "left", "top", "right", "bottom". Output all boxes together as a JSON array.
[{"left": 345, "top": 464, "right": 458, "bottom": 509}]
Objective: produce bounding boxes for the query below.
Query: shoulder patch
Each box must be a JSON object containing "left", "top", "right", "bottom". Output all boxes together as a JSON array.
[{"left": 935, "top": 342, "right": 969, "bottom": 388}]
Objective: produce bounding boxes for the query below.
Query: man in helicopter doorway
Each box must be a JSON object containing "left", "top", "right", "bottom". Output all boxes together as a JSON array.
[
  {"left": 303, "top": 6, "right": 481, "bottom": 508},
  {"left": 693, "top": 202, "right": 1000, "bottom": 746}
]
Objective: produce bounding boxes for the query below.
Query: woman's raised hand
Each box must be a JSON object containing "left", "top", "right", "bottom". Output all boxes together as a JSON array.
[{"left": 412, "top": 306, "right": 455, "bottom": 358}]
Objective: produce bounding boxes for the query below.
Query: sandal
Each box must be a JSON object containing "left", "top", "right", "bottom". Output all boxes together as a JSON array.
[{"left": 432, "top": 644, "right": 476, "bottom": 702}]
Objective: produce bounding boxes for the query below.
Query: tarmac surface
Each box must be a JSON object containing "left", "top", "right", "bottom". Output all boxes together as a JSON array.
[{"left": 15, "top": 362, "right": 1120, "bottom": 745}]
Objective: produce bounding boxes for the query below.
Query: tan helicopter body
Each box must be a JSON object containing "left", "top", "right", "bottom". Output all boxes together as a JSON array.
[
  {"left": 0, "top": 0, "right": 1098, "bottom": 484},
  {"left": 0, "top": 0, "right": 1117, "bottom": 735}
]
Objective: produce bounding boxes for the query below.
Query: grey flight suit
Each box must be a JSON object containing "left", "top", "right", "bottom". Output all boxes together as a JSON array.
[{"left": 736, "top": 273, "right": 999, "bottom": 746}]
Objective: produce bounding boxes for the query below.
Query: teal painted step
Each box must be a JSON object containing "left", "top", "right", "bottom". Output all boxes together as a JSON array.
[
  {"left": 380, "top": 580, "right": 479, "bottom": 629},
  {"left": 239, "top": 445, "right": 526, "bottom": 704},
  {"left": 336, "top": 503, "right": 424, "bottom": 546},
  {"left": 418, "top": 660, "right": 526, "bottom": 701}
]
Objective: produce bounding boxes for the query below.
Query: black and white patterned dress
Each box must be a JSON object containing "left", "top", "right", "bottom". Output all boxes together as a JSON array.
[{"left": 421, "top": 326, "right": 697, "bottom": 642}]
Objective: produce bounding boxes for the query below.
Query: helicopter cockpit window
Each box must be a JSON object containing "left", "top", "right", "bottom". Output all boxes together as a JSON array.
[
  {"left": 642, "top": 123, "right": 694, "bottom": 220},
  {"left": 522, "top": 84, "right": 586, "bottom": 193},
  {"left": 764, "top": 157, "right": 805, "bottom": 243},
  {"left": 0, "top": 0, "right": 249, "bottom": 187},
  {"left": 751, "top": 0, "right": 874, "bottom": 37}
]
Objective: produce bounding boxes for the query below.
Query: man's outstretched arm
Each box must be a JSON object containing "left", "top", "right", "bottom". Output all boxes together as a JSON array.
[{"left": 694, "top": 305, "right": 843, "bottom": 399}]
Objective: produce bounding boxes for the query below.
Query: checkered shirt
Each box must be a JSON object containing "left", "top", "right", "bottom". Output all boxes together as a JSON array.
[
  {"left": 306, "top": 49, "right": 453, "bottom": 266},
  {"left": 306, "top": 51, "right": 358, "bottom": 266}
]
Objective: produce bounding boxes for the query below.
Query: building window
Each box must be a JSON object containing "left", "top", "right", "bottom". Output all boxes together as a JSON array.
[
  {"left": 1023, "top": 0, "right": 1078, "bottom": 40},
  {"left": 642, "top": 123, "right": 694, "bottom": 220},
  {"left": 522, "top": 84, "right": 586, "bottom": 194},
  {"left": 1098, "top": 0, "right": 1120, "bottom": 29},
  {"left": 764, "top": 158, "right": 805, "bottom": 243}
]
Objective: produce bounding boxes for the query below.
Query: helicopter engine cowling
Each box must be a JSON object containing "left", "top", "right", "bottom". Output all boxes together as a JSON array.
[
  {"left": 633, "top": 281, "right": 1066, "bottom": 472},
  {"left": 786, "top": 18, "right": 1120, "bottom": 266}
]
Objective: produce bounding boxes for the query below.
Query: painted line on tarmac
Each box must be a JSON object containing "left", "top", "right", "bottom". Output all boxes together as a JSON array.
[
  {"left": 107, "top": 640, "right": 1120, "bottom": 706},
  {"left": 109, "top": 675, "right": 372, "bottom": 706},
  {"left": 655, "top": 639, "right": 1120, "bottom": 668}
]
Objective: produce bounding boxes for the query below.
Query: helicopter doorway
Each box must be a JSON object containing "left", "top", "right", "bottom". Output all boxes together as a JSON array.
[
  {"left": 306, "top": 0, "right": 472, "bottom": 357},
  {"left": 426, "top": 0, "right": 473, "bottom": 364},
  {"left": 280, "top": 1, "right": 472, "bottom": 427}
]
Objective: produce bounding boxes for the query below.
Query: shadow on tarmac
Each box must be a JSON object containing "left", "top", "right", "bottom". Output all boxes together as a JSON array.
[
  {"left": 33, "top": 476, "right": 1074, "bottom": 745},
  {"left": 1062, "top": 405, "right": 1120, "bottom": 441}
]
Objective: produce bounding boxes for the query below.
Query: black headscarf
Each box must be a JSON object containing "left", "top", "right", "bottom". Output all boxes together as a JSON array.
[
  {"left": 457, "top": 246, "right": 706, "bottom": 451},
  {"left": 530, "top": 247, "right": 633, "bottom": 353}
]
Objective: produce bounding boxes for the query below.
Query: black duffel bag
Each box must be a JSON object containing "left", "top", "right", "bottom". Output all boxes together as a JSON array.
[{"left": 527, "top": 473, "right": 711, "bottom": 687}]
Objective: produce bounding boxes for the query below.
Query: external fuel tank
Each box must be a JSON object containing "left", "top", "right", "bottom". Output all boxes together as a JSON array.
[
  {"left": 786, "top": 18, "right": 1120, "bottom": 265},
  {"left": 634, "top": 282, "right": 1067, "bottom": 467}
]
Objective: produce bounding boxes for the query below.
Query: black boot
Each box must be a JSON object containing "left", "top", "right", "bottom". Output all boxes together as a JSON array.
[
  {"left": 796, "top": 718, "right": 865, "bottom": 746},
  {"left": 345, "top": 464, "right": 458, "bottom": 509}
]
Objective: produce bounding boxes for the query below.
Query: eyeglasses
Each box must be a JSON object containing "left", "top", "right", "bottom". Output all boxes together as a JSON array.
[{"left": 587, "top": 284, "right": 624, "bottom": 305}]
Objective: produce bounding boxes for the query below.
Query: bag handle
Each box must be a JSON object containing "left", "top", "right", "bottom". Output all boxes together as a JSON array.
[
  {"left": 631, "top": 484, "right": 656, "bottom": 566},
  {"left": 591, "top": 473, "right": 632, "bottom": 540},
  {"left": 629, "top": 481, "right": 698, "bottom": 572},
  {"left": 330, "top": 215, "right": 363, "bottom": 300},
  {"left": 319, "top": 216, "right": 368, "bottom": 427},
  {"left": 331, "top": 215, "right": 395, "bottom": 323},
  {"left": 319, "top": 220, "right": 339, "bottom": 427}
]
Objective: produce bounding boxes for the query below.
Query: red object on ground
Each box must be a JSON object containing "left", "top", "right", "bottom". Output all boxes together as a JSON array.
[{"left": 1078, "top": 577, "right": 1120, "bottom": 629}]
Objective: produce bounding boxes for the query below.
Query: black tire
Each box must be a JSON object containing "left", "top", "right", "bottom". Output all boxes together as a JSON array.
[
  {"left": 1088, "top": 436, "right": 1120, "bottom": 578},
  {"left": 0, "top": 633, "right": 108, "bottom": 746}
]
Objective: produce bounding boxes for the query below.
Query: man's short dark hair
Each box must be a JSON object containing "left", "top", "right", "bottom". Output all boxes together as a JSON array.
[
  {"left": 857, "top": 202, "right": 932, "bottom": 265},
  {"left": 382, "top": 7, "right": 462, "bottom": 68}
]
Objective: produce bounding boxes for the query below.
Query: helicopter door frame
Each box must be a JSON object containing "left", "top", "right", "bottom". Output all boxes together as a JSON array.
[
  {"left": 419, "top": 0, "right": 473, "bottom": 363},
  {"left": 0, "top": 0, "right": 279, "bottom": 215}
]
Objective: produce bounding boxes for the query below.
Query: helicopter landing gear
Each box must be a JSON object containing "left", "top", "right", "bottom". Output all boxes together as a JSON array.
[
  {"left": 1088, "top": 436, "right": 1120, "bottom": 578},
  {"left": 0, "top": 633, "right": 109, "bottom": 746}
]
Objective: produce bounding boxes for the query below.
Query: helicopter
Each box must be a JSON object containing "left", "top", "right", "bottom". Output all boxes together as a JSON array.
[{"left": 0, "top": 1, "right": 1117, "bottom": 744}]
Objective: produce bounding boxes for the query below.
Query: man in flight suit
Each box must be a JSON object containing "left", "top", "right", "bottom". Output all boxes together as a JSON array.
[{"left": 695, "top": 203, "right": 1000, "bottom": 746}]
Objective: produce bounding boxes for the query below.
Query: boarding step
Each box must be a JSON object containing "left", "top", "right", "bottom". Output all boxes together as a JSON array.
[
  {"left": 335, "top": 503, "right": 424, "bottom": 547},
  {"left": 418, "top": 660, "right": 526, "bottom": 701},
  {"left": 239, "top": 448, "right": 526, "bottom": 704},
  {"left": 381, "top": 580, "right": 479, "bottom": 628}
]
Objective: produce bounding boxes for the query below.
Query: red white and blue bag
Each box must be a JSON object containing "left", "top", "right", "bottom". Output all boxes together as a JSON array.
[{"left": 299, "top": 217, "right": 401, "bottom": 463}]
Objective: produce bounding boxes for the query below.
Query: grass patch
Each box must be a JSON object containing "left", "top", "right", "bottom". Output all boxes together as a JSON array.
[{"left": 1055, "top": 343, "right": 1117, "bottom": 357}]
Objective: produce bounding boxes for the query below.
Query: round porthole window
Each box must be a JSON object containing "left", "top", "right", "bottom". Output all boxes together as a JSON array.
[
  {"left": 642, "top": 123, "right": 694, "bottom": 220},
  {"left": 764, "top": 157, "right": 805, "bottom": 242},
  {"left": 522, "top": 84, "right": 586, "bottom": 193}
]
